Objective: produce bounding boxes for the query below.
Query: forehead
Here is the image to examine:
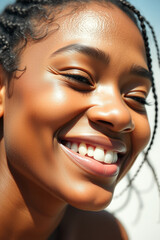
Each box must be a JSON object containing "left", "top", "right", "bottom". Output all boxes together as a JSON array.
[
  {"left": 20, "top": 1, "right": 146, "bottom": 72},
  {"left": 52, "top": 2, "right": 144, "bottom": 50}
]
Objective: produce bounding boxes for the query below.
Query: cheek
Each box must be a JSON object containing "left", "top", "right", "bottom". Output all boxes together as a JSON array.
[
  {"left": 132, "top": 114, "right": 151, "bottom": 155},
  {"left": 5, "top": 76, "right": 86, "bottom": 132},
  {"left": 3, "top": 82, "right": 82, "bottom": 187},
  {"left": 119, "top": 114, "right": 150, "bottom": 181},
  {"left": 25, "top": 86, "right": 87, "bottom": 132},
  {"left": 3, "top": 78, "right": 88, "bottom": 172}
]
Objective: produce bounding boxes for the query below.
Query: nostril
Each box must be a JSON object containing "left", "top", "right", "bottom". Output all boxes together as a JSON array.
[
  {"left": 123, "top": 127, "right": 132, "bottom": 133},
  {"left": 97, "top": 120, "right": 113, "bottom": 127},
  {"left": 124, "top": 123, "right": 135, "bottom": 132},
  {"left": 97, "top": 119, "right": 134, "bottom": 133}
]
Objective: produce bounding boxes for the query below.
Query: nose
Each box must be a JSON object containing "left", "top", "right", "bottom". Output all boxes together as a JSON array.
[{"left": 87, "top": 92, "right": 135, "bottom": 133}]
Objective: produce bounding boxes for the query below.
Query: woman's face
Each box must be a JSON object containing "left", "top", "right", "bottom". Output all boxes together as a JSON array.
[{"left": 3, "top": 2, "right": 151, "bottom": 210}]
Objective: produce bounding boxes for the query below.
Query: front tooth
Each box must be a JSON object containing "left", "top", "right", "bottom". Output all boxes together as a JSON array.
[
  {"left": 104, "top": 151, "right": 114, "bottom": 164},
  {"left": 71, "top": 143, "right": 78, "bottom": 152},
  {"left": 87, "top": 146, "right": 94, "bottom": 157},
  {"left": 79, "top": 143, "right": 87, "bottom": 156},
  {"left": 93, "top": 147, "right": 104, "bottom": 162}
]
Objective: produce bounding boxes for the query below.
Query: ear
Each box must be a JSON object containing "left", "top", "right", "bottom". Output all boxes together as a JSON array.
[{"left": 0, "top": 66, "right": 6, "bottom": 118}]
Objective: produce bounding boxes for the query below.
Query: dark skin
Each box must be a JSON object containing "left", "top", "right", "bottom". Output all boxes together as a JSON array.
[
  {"left": 0, "top": 2, "right": 150, "bottom": 239},
  {"left": 50, "top": 206, "right": 129, "bottom": 240}
]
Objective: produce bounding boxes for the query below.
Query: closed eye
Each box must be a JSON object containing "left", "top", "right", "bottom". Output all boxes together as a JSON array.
[
  {"left": 62, "top": 74, "right": 91, "bottom": 85},
  {"left": 127, "top": 96, "right": 150, "bottom": 106}
]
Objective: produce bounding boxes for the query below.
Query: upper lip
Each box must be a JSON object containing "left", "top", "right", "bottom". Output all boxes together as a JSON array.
[{"left": 59, "top": 134, "right": 127, "bottom": 154}]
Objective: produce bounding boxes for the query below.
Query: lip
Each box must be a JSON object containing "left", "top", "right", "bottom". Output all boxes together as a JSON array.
[
  {"left": 59, "top": 134, "right": 127, "bottom": 153},
  {"left": 58, "top": 135, "right": 127, "bottom": 178}
]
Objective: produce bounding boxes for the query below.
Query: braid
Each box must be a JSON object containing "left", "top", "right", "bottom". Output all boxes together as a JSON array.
[
  {"left": 0, "top": 0, "right": 76, "bottom": 75},
  {"left": 143, "top": 19, "right": 160, "bottom": 68},
  {"left": 146, "top": 156, "right": 160, "bottom": 196},
  {"left": 5, "top": 4, "right": 34, "bottom": 17},
  {"left": 0, "top": 34, "right": 9, "bottom": 52},
  {"left": 0, "top": 1, "right": 53, "bottom": 74},
  {"left": 116, "top": 0, "right": 160, "bottom": 198}
]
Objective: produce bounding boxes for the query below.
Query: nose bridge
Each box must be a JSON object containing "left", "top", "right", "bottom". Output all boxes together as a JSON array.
[{"left": 88, "top": 85, "right": 134, "bottom": 132}]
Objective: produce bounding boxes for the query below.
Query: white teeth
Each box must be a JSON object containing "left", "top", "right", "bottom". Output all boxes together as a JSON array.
[
  {"left": 64, "top": 141, "right": 118, "bottom": 164},
  {"left": 104, "top": 151, "right": 117, "bottom": 164},
  {"left": 79, "top": 143, "right": 87, "bottom": 156},
  {"left": 71, "top": 143, "right": 78, "bottom": 152},
  {"left": 88, "top": 146, "right": 94, "bottom": 157},
  {"left": 93, "top": 147, "right": 105, "bottom": 162}
]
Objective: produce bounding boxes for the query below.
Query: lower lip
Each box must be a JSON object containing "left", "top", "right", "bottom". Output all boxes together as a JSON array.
[{"left": 60, "top": 144, "right": 120, "bottom": 177}]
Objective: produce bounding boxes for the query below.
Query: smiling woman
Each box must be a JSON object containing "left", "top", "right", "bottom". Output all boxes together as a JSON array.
[{"left": 0, "top": 0, "right": 159, "bottom": 239}]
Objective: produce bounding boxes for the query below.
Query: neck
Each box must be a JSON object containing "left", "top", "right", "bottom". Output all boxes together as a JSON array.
[{"left": 0, "top": 138, "right": 67, "bottom": 240}]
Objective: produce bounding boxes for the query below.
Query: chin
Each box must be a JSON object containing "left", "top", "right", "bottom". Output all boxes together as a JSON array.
[
  {"left": 63, "top": 185, "right": 114, "bottom": 212},
  {"left": 70, "top": 196, "right": 113, "bottom": 212}
]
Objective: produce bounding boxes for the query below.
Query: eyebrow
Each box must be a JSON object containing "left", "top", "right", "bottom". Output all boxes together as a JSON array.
[
  {"left": 130, "top": 64, "right": 152, "bottom": 82},
  {"left": 50, "top": 43, "right": 110, "bottom": 64},
  {"left": 50, "top": 44, "right": 152, "bottom": 82}
]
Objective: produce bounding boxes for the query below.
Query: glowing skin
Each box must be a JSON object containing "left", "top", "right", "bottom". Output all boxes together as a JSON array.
[{"left": 0, "top": 2, "right": 151, "bottom": 239}]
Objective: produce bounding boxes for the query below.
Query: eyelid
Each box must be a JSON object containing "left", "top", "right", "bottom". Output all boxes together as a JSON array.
[
  {"left": 48, "top": 66, "right": 95, "bottom": 86},
  {"left": 62, "top": 69, "right": 93, "bottom": 84},
  {"left": 49, "top": 66, "right": 93, "bottom": 79},
  {"left": 125, "top": 96, "right": 150, "bottom": 105},
  {"left": 123, "top": 91, "right": 151, "bottom": 110},
  {"left": 124, "top": 90, "right": 148, "bottom": 98},
  {"left": 47, "top": 66, "right": 95, "bottom": 92}
]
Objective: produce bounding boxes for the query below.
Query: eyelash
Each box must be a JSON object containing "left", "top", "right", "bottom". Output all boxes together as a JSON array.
[
  {"left": 62, "top": 74, "right": 92, "bottom": 85},
  {"left": 127, "top": 96, "right": 150, "bottom": 106}
]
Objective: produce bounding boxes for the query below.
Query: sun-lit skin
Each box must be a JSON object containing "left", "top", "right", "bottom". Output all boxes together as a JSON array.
[{"left": 0, "top": 2, "right": 151, "bottom": 239}]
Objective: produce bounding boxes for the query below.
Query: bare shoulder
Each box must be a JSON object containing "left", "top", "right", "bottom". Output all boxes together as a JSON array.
[{"left": 58, "top": 206, "right": 129, "bottom": 240}]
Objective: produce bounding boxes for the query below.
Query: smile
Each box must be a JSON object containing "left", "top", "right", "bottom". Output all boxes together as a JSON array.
[
  {"left": 59, "top": 136, "right": 127, "bottom": 178},
  {"left": 63, "top": 141, "right": 118, "bottom": 164}
]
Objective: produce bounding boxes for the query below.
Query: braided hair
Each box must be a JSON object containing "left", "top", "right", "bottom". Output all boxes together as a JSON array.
[
  {"left": 0, "top": 0, "right": 159, "bottom": 197},
  {"left": 116, "top": 0, "right": 160, "bottom": 198}
]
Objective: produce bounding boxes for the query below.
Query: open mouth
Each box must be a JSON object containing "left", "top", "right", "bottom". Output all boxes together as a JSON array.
[
  {"left": 59, "top": 137, "right": 126, "bottom": 178},
  {"left": 62, "top": 140, "right": 118, "bottom": 164}
]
